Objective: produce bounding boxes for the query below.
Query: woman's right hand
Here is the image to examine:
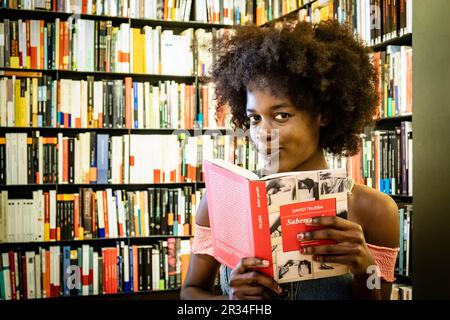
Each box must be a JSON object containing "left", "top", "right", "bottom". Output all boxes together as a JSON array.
[{"left": 228, "top": 257, "right": 283, "bottom": 300}]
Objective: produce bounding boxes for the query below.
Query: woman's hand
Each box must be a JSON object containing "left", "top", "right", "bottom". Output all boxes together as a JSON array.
[
  {"left": 229, "top": 257, "right": 283, "bottom": 300},
  {"left": 297, "top": 216, "right": 376, "bottom": 277}
]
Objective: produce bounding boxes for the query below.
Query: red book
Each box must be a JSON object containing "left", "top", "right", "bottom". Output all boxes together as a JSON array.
[{"left": 203, "top": 159, "right": 350, "bottom": 284}]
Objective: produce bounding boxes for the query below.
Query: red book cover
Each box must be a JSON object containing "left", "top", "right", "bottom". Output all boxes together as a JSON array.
[
  {"left": 280, "top": 198, "right": 337, "bottom": 251},
  {"left": 203, "top": 159, "right": 350, "bottom": 283}
]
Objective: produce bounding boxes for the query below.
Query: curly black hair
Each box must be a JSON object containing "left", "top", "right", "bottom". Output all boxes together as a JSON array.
[{"left": 211, "top": 20, "right": 378, "bottom": 156}]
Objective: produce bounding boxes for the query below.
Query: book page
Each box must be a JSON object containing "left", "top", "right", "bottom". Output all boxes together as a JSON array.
[
  {"left": 204, "top": 162, "right": 255, "bottom": 268},
  {"left": 205, "top": 158, "right": 259, "bottom": 181}
]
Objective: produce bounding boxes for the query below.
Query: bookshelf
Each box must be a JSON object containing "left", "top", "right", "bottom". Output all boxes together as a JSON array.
[{"left": 0, "top": 0, "right": 259, "bottom": 301}]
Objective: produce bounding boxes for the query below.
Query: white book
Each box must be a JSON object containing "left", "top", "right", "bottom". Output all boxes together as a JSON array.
[
  {"left": 34, "top": 190, "right": 44, "bottom": 241},
  {"left": 49, "top": 190, "right": 56, "bottom": 241},
  {"left": 97, "top": 190, "right": 106, "bottom": 238},
  {"left": 106, "top": 188, "right": 118, "bottom": 238},
  {"left": 144, "top": 27, "right": 153, "bottom": 74},
  {"left": 151, "top": 86, "right": 159, "bottom": 128},
  {"left": 123, "top": 244, "right": 129, "bottom": 289},
  {"left": 58, "top": 133, "right": 63, "bottom": 184},
  {"left": 17, "top": 133, "right": 27, "bottom": 184},
  {"left": 0, "top": 79, "right": 6, "bottom": 126},
  {"left": 123, "top": 134, "right": 130, "bottom": 184},
  {"left": 144, "top": 81, "right": 150, "bottom": 128},
  {"left": 26, "top": 251, "right": 36, "bottom": 299},
  {"left": 137, "top": 82, "right": 144, "bottom": 129},
  {"left": 152, "top": 248, "right": 160, "bottom": 290},
  {"left": 93, "top": 251, "right": 99, "bottom": 295},
  {"left": 115, "top": 190, "right": 126, "bottom": 237},
  {"left": 0, "top": 23, "right": 4, "bottom": 69},
  {"left": 153, "top": 27, "right": 161, "bottom": 74},
  {"left": 82, "top": 244, "right": 90, "bottom": 296},
  {"left": 72, "top": 80, "right": 81, "bottom": 127},
  {"left": 85, "top": 20, "right": 95, "bottom": 71},
  {"left": 80, "top": 80, "right": 88, "bottom": 128},
  {"left": 93, "top": 81, "right": 102, "bottom": 122},
  {"left": 14, "top": 200, "right": 22, "bottom": 243},
  {"left": 5, "top": 133, "right": 14, "bottom": 185},
  {"left": 119, "top": 24, "right": 130, "bottom": 72},
  {"left": 18, "top": 20, "right": 26, "bottom": 68},
  {"left": 1, "top": 252, "right": 12, "bottom": 300},
  {"left": 0, "top": 191, "right": 6, "bottom": 242},
  {"left": 7, "top": 199, "right": 16, "bottom": 242}
]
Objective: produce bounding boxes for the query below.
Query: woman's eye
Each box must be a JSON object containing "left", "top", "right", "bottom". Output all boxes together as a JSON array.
[
  {"left": 248, "top": 115, "right": 261, "bottom": 123},
  {"left": 274, "top": 113, "right": 291, "bottom": 121}
]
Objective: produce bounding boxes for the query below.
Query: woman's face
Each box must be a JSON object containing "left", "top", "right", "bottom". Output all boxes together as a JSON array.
[{"left": 246, "top": 88, "right": 324, "bottom": 173}]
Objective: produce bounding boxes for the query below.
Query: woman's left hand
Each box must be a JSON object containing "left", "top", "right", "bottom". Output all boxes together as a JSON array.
[{"left": 297, "top": 216, "right": 376, "bottom": 277}]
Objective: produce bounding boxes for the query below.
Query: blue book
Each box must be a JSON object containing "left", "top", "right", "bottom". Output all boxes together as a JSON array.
[
  {"left": 129, "top": 246, "right": 134, "bottom": 293},
  {"left": 96, "top": 134, "right": 109, "bottom": 185},
  {"left": 62, "top": 246, "right": 71, "bottom": 296}
]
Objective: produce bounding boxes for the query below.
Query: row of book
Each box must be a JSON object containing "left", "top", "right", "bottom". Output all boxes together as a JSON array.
[
  {"left": 0, "top": 19, "right": 234, "bottom": 76},
  {"left": 347, "top": 122, "right": 413, "bottom": 196},
  {"left": 0, "top": 76, "right": 228, "bottom": 129},
  {"left": 0, "top": 187, "right": 202, "bottom": 243},
  {"left": 372, "top": 46, "right": 413, "bottom": 119},
  {"left": 1, "top": 132, "right": 262, "bottom": 185},
  {"left": 0, "top": 19, "right": 201, "bottom": 74},
  {"left": 0, "top": 0, "right": 255, "bottom": 25},
  {"left": 0, "top": 239, "right": 191, "bottom": 300},
  {"left": 289, "top": 0, "right": 412, "bottom": 46},
  {"left": 255, "top": 0, "right": 314, "bottom": 25},
  {"left": 329, "top": 0, "right": 412, "bottom": 46}
]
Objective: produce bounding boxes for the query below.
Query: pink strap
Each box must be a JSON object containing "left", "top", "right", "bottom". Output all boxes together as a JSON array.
[
  {"left": 367, "top": 243, "right": 399, "bottom": 282},
  {"left": 191, "top": 224, "right": 214, "bottom": 256}
]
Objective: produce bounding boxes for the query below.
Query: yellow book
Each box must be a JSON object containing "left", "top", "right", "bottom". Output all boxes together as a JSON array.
[
  {"left": 32, "top": 78, "right": 38, "bottom": 127},
  {"left": 14, "top": 79, "right": 23, "bottom": 127}
]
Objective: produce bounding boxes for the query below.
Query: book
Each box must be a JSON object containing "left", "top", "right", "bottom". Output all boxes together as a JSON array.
[{"left": 203, "top": 158, "right": 352, "bottom": 284}]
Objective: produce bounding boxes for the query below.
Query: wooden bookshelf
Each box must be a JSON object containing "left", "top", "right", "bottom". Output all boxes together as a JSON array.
[
  {"left": 371, "top": 33, "right": 412, "bottom": 52},
  {"left": 0, "top": 8, "right": 236, "bottom": 30},
  {"left": 0, "top": 235, "right": 192, "bottom": 250}
]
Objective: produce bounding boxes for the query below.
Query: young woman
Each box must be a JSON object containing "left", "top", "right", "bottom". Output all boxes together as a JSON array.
[{"left": 180, "top": 20, "right": 399, "bottom": 300}]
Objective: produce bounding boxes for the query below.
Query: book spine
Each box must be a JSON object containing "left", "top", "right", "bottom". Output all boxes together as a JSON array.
[{"left": 248, "top": 180, "right": 273, "bottom": 278}]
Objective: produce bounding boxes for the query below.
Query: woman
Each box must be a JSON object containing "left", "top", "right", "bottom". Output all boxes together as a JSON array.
[{"left": 180, "top": 20, "right": 399, "bottom": 300}]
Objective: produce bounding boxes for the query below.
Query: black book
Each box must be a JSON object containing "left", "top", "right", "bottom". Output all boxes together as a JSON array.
[
  {"left": 138, "top": 247, "right": 145, "bottom": 291},
  {"left": 145, "top": 246, "right": 152, "bottom": 291},
  {"left": 161, "top": 188, "right": 168, "bottom": 235},
  {"left": 68, "top": 138, "right": 74, "bottom": 184},
  {"left": 155, "top": 189, "right": 161, "bottom": 235}
]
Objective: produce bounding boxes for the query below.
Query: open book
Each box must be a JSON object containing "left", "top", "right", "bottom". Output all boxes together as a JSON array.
[{"left": 203, "top": 159, "right": 351, "bottom": 284}]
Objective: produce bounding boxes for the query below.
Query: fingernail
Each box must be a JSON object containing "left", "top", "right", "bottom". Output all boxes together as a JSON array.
[
  {"left": 305, "top": 218, "right": 318, "bottom": 225},
  {"left": 277, "top": 285, "right": 283, "bottom": 293},
  {"left": 261, "top": 259, "right": 269, "bottom": 267},
  {"left": 300, "top": 247, "right": 306, "bottom": 254},
  {"left": 297, "top": 233, "right": 304, "bottom": 241}
]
